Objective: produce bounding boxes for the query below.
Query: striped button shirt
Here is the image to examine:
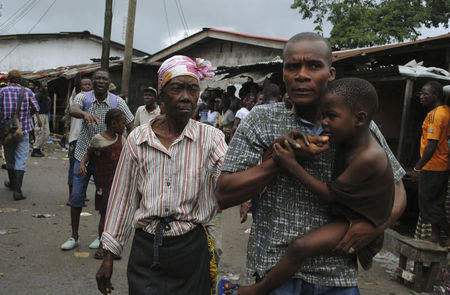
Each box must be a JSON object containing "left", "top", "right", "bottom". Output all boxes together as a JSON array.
[
  {"left": 0, "top": 85, "right": 39, "bottom": 134},
  {"left": 102, "top": 118, "right": 227, "bottom": 256}
]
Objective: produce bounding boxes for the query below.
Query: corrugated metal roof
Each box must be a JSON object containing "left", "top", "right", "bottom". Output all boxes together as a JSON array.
[{"left": 21, "top": 57, "right": 159, "bottom": 82}]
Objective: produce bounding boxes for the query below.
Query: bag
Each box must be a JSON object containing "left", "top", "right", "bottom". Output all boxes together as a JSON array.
[{"left": 0, "top": 87, "right": 25, "bottom": 145}]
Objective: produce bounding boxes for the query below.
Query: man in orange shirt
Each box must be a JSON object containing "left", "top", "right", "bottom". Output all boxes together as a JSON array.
[{"left": 415, "top": 81, "right": 450, "bottom": 246}]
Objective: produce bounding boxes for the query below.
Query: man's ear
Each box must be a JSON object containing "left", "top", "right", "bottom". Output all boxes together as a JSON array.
[
  {"left": 355, "top": 111, "right": 368, "bottom": 127},
  {"left": 328, "top": 66, "right": 336, "bottom": 82}
]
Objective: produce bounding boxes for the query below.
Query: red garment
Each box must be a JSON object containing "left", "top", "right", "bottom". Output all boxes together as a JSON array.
[{"left": 90, "top": 137, "right": 123, "bottom": 214}]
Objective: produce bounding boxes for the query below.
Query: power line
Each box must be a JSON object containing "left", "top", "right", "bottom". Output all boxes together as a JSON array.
[
  {"left": 175, "top": 0, "right": 190, "bottom": 36},
  {"left": 0, "top": 0, "right": 57, "bottom": 64},
  {"left": 0, "top": 0, "right": 37, "bottom": 30},
  {"left": 173, "top": 0, "right": 188, "bottom": 37},
  {"left": 163, "top": 0, "right": 173, "bottom": 45},
  {"left": 0, "top": 0, "right": 42, "bottom": 34},
  {"left": 27, "top": 0, "right": 56, "bottom": 32}
]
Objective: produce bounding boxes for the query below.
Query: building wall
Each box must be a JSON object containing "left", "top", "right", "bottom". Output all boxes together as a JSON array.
[
  {"left": 175, "top": 40, "right": 282, "bottom": 90},
  {"left": 180, "top": 40, "right": 282, "bottom": 67},
  {"left": 0, "top": 37, "right": 125, "bottom": 72}
]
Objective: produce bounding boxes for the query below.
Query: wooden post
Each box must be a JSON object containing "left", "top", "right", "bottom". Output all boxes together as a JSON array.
[
  {"left": 121, "top": 0, "right": 137, "bottom": 101},
  {"left": 101, "top": 0, "right": 113, "bottom": 70},
  {"left": 53, "top": 92, "right": 57, "bottom": 132},
  {"left": 397, "top": 79, "right": 414, "bottom": 161}
]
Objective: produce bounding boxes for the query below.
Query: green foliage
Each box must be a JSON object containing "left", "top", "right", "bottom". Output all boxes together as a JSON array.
[{"left": 291, "top": 0, "right": 450, "bottom": 49}]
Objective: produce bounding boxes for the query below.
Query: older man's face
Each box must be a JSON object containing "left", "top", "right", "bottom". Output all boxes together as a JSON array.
[{"left": 163, "top": 75, "right": 200, "bottom": 120}]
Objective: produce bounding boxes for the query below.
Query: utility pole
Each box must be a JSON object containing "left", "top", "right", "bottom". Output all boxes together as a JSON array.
[
  {"left": 101, "top": 0, "right": 113, "bottom": 70},
  {"left": 121, "top": 0, "right": 137, "bottom": 101}
]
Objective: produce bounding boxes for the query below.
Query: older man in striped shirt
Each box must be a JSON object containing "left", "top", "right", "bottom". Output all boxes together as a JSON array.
[{"left": 96, "top": 56, "right": 226, "bottom": 295}]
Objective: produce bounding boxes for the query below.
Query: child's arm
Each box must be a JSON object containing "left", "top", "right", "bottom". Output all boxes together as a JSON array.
[
  {"left": 273, "top": 141, "right": 382, "bottom": 203},
  {"left": 79, "top": 147, "right": 92, "bottom": 176},
  {"left": 273, "top": 141, "right": 333, "bottom": 202}
]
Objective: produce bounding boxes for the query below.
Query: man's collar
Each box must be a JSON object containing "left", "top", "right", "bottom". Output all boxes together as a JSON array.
[{"left": 92, "top": 91, "right": 112, "bottom": 105}]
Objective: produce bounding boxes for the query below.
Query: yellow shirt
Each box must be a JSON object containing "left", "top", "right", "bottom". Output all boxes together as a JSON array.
[{"left": 420, "top": 105, "right": 450, "bottom": 171}]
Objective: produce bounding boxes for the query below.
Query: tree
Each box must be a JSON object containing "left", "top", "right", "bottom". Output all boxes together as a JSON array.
[{"left": 291, "top": 0, "right": 450, "bottom": 49}]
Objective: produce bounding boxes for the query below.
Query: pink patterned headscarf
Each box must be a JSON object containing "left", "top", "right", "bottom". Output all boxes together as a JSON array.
[{"left": 157, "top": 55, "right": 215, "bottom": 91}]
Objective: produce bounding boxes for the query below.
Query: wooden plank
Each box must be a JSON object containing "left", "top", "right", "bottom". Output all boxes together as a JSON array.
[
  {"left": 424, "top": 262, "right": 442, "bottom": 291},
  {"left": 397, "top": 79, "right": 414, "bottom": 159}
]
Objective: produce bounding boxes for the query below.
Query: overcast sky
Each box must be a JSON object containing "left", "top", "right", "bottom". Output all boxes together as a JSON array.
[{"left": 1, "top": 0, "right": 448, "bottom": 54}]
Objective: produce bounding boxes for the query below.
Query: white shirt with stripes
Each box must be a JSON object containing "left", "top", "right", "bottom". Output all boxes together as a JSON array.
[{"left": 102, "top": 117, "right": 227, "bottom": 256}]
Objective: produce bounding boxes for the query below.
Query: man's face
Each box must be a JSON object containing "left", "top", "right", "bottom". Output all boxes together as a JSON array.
[
  {"left": 80, "top": 79, "right": 93, "bottom": 92},
  {"left": 143, "top": 90, "right": 157, "bottom": 106},
  {"left": 419, "top": 85, "right": 436, "bottom": 108},
  {"left": 321, "top": 92, "right": 355, "bottom": 144},
  {"left": 283, "top": 40, "right": 335, "bottom": 108},
  {"left": 163, "top": 75, "right": 200, "bottom": 121},
  {"left": 92, "top": 71, "right": 110, "bottom": 94}
]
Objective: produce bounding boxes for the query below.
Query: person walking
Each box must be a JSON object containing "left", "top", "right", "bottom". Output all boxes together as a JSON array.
[
  {"left": 60, "top": 70, "right": 134, "bottom": 251},
  {"left": 0, "top": 70, "right": 40, "bottom": 200},
  {"left": 96, "top": 55, "right": 226, "bottom": 295},
  {"left": 31, "top": 85, "right": 51, "bottom": 157},
  {"left": 216, "top": 32, "right": 406, "bottom": 294}
]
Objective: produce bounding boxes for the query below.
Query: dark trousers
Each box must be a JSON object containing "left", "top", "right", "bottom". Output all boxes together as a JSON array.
[
  {"left": 419, "top": 170, "right": 450, "bottom": 225},
  {"left": 127, "top": 227, "right": 211, "bottom": 295}
]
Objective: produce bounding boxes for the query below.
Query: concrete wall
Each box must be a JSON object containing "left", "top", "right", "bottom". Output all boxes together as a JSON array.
[
  {"left": 174, "top": 40, "right": 282, "bottom": 90},
  {"left": 0, "top": 37, "right": 125, "bottom": 72}
]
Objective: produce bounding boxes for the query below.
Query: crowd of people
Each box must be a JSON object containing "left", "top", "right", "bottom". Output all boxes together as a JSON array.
[{"left": 0, "top": 31, "right": 449, "bottom": 295}]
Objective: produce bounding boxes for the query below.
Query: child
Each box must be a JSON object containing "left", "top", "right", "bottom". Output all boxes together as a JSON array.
[
  {"left": 238, "top": 78, "right": 395, "bottom": 295},
  {"left": 79, "top": 109, "right": 125, "bottom": 259}
]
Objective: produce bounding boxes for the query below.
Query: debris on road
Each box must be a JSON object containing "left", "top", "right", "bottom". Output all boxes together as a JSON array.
[
  {"left": 31, "top": 213, "right": 54, "bottom": 218},
  {"left": 0, "top": 228, "right": 19, "bottom": 235},
  {"left": 0, "top": 208, "right": 19, "bottom": 213},
  {"left": 80, "top": 212, "right": 92, "bottom": 217},
  {"left": 74, "top": 252, "right": 90, "bottom": 258}
]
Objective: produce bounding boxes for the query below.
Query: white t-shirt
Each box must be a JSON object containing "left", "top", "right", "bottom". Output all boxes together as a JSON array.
[
  {"left": 68, "top": 94, "right": 83, "bottom": 143},
  {"left": 207, "top": 110, "right": 219, "bottom": 126},
  {"left": 134, "top": 105, "right": 161, "bottom": 127},
  {"left": 235, "top": 107, "right": 250, "bottom": 121}
]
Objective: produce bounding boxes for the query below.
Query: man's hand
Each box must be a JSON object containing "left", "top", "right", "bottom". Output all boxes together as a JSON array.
[
  {"left": 78, "top": 161, "right": 88, "bottom": 176},
  {"left": 273, "top": 140, "right": 297, "bottom": 169},
  {"left": 288, "top": 131, "right": 330, "bottom": 160},
  {"left": 83, "top": 112, "right": 100, "bottom": 124},
  {"left": 96, "top": 253, "right": 114, "bottom": 294},
  {"left": 240, "top": 201, "right": 252, "bottom": 223},
  {"left": 335, "top": 220, "right": 382, "bottom": 253}
]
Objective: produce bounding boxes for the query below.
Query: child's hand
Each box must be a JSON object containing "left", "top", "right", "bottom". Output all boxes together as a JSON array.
[
  {"left": 289, "top": 132, "right": 330, "bottom": 159},
  {"left": 78, "top": 162, "right": 88, "bottom": 176},
  {"left": 273, "top": 140, "right": 297, "bottom": 168}
]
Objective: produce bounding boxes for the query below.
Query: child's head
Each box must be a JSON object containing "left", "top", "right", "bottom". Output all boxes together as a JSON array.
[
  {"left": 321, "top": 77, "right": 378, "bottom": 143},
  {"left": 105, "top": 109, "right": 126, "bottom": 135}
]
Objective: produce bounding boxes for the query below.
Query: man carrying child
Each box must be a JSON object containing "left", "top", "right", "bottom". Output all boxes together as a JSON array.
[{"left": 216, "top": 32, "right": 407, "bottom": 294}]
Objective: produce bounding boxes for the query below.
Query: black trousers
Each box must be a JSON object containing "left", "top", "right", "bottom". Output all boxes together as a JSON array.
[
  {"left": 127, "top": 226, "right": 211, "bottom": 295},
  {"left": 419, "top": 170, "right": 450, "bottom": 225}
]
